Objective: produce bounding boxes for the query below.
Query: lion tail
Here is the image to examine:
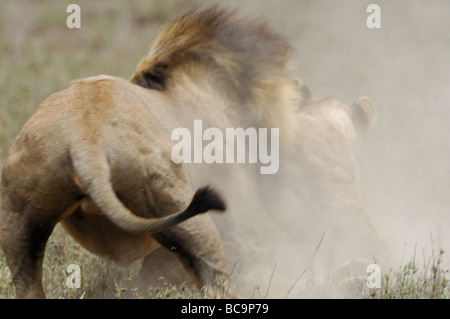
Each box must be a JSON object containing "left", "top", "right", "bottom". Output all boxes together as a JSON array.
[
  {"left": 71, "top": 144, "right": 225, "bottom": 234},
  {"left": 351, "top": 96, "right": 377, "bottom": 133}
]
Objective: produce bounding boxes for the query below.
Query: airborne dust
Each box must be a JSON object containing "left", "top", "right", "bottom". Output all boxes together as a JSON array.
[{"left": 184, "top": 0, "right": 450, "bottom": 298}]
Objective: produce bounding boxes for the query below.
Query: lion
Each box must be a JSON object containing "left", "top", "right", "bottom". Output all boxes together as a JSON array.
[
  {"left": 212, "top": 79, "right": 385, "bottom": 296},
  {"left": 274, "top": 78, "right": 384, "bottom": 261},
  {"left": 0, "top": 7, "right": 385, "bottom": 298},
  {"left": 0, "top": 71, "right": 234, "bottom": 298}
]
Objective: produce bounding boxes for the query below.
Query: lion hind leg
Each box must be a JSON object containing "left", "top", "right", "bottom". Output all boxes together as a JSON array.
[{"left": 0, "top": 203, "right": 54, "bottom": 298}]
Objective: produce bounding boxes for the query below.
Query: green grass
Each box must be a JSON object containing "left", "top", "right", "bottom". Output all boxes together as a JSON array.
[{"left": 366, "top": 249, "right": 449, "bottom": 299}]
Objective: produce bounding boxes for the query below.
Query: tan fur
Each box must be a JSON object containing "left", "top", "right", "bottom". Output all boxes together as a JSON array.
[{"left": 0, "top": 7, "right": 384, "bottom": 298}]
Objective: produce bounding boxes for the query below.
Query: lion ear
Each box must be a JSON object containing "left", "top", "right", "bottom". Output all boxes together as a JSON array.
[
  {"left": 130, "top": 62, "right": 168, "bottom": 90},
  {"left": 351, "top": 96, "right": 377, "bottom": 132},
  {"left": 292, "top": 77, "right": 312, "bottom": 107}
]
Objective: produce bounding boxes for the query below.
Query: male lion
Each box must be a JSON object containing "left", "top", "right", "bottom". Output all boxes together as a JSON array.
[
  {"left": 128, "top": 8, "right": 386, "bottom": 295},
  {"left": 1, "top": 7, "right": 385, "bottom": 298}
]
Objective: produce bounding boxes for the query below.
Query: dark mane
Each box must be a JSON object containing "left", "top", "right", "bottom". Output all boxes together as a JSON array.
[{"left": 130, "top": 6, "right": 292, "bottom": 102}]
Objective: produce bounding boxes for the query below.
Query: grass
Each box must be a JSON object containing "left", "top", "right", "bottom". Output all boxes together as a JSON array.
[
  {"left": 0, "top": 224, "right": 207, "bottom": 299},
  {"left": 366, "top": 249, "right": 449, "bottom": 299}
]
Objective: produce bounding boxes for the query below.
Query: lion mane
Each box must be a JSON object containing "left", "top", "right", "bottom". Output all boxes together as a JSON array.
[{"left": 130, "top": 6, "right": 301, "bottom": 139}]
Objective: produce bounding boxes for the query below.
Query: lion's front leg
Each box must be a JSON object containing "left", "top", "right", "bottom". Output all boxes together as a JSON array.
[{"left": 151, "top": 214, "right": 236, "bottom": 298}]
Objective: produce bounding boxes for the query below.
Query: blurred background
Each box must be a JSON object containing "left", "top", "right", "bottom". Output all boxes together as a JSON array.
[{"left": 0, "top": 0, "right": 449, "bottom": 298}]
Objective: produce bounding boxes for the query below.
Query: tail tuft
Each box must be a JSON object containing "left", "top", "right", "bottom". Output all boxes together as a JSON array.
[{"left": 188, "top": 186, "right": 227, "bottom": 215}]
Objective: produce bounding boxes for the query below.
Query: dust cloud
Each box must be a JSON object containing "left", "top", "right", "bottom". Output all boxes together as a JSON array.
[{"left": 177, "top": 0, "right": 450, "bottom": 298}]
